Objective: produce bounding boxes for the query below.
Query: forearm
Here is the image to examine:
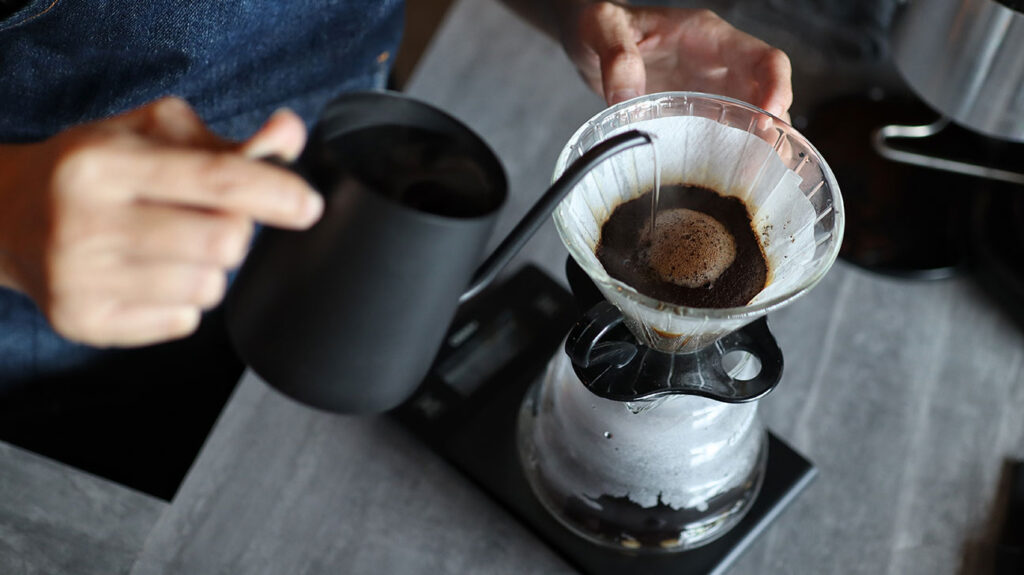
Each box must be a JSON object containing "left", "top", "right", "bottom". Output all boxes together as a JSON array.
[
  {"left": 0, "top": 250, "right": 19, "bottom": 292},
  {"left": 0, "top": 252, "right": 19, "bottom": 292},
  {"left": 0, "top": 143, "right": 38, "bottom": 294}
]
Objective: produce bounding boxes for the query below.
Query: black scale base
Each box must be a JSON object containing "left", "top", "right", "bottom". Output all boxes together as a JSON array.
[{"left": 394, "top": 265, "right": 816, "bottom": 575}]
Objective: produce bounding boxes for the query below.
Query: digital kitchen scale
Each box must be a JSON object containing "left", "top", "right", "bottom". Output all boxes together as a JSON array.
[{"left": 393, "top": 265, "right": 816, "bottom": 575}]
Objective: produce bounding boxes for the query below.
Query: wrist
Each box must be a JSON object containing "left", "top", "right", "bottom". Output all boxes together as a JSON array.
[{"left": 0, "top": 143, "right": 36, "bottom": 295}]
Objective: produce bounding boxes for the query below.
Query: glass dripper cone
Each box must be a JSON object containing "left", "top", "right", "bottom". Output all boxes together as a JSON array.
[{"left": 553, "top": 92, "right": 844, "bottom": 353}]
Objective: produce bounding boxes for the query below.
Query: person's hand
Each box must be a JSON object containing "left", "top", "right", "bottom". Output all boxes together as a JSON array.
[
  {"left": 0, "top": 97, "right": 323, "bottom": 347},
  {"left": 559, "top": 2, "right": 792, "bottom": 117}
]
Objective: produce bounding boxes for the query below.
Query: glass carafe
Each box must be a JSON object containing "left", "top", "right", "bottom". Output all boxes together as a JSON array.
[{"left": 518, "top": 350, "right": 768, "bottom": 551}]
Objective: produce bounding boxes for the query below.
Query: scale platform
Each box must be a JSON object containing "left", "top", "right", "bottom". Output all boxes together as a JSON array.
[{"left": 394, "top": 265, "right": 816, "bottom": 575}]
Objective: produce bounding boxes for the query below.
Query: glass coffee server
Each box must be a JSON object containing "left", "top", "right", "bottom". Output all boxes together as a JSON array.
[{"left": 517, "top": 92, "right": 844, "bottom": 552}]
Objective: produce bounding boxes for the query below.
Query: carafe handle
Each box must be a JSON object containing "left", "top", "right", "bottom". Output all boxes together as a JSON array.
[{"left": 566, "top": 301, "right": 783, "bottom": 403}]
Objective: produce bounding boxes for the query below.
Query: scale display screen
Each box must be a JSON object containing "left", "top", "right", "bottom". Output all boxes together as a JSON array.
[{"left": 436, "top": 310, "right": 531, "bottom": 398}]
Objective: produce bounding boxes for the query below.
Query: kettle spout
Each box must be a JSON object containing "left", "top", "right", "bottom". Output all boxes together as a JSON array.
[{"left": 459, "top": 129, "right": 655, "bottom": 304}]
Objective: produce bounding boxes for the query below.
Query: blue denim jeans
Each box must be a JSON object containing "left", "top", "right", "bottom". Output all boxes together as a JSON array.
[{"left": 0, "top": 0, "right": 404, "bottom": 391}]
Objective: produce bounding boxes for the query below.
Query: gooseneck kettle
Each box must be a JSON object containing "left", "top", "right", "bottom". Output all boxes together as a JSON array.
[{"left": 225, "top": 91, "right": 652, "bottom": 414}]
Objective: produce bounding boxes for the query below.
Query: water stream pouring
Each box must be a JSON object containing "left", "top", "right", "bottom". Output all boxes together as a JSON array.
[{"left": 518, "top": 92, "right": 844, "bottom": 552}]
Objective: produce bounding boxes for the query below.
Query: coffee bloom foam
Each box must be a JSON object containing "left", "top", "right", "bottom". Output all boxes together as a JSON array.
[{"left": 648, "top": 208, "right": 736, "bottom": 288}]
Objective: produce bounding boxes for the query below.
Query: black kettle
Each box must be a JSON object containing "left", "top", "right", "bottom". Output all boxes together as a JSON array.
[{"left": 225, "top": 91, "right": 651, "bottom": 414}]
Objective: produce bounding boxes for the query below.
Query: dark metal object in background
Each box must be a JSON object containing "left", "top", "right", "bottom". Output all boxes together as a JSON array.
[
  {"left": 873, "top": 119, "right": 1024, "bottom": 185},
  {"left": 997, "top": 460, "right": 1024, "bottom": 574},
  {"left": 644, "top": 0, "right": 900, "bottom": 62},
  {"left": 761, "top": 0, "right": 899, "bottom": 61},
  {"left": 890, "top": 0, "right": 1024, "bottom": 143},
  {"left": 971, "top": 191, "right": 1024, "bottom": 333},
  {"left": 804, "top": 96, "right": 974, "bottom": 279},
  {"left": 805, "top": 91, "right": 1024, "bottom": 332}
]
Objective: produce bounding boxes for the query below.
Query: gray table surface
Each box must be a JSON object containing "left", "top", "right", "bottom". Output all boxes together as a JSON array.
[
  {"left": 0, "top": 442, "right": 166, "bottom": 575},
  {"left": 6, "top": 0, "right": 1024, "bottom": 574}
]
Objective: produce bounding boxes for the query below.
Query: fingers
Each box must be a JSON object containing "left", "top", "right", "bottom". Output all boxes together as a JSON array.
[
  {"left": 86, "top": 305, "right": 202, "bottom": 348},
  {"left": 579, "top": 2, "right": 646, "bottom": 105},
  {"left": 580, "top": 5, "right": 794, "bottom": 116},
  {"left": 115, "top": 97, "right": 308, "bottom": 159},
  {"left": 753, "top": 48, "right": 793, "bottom": 118},
  {"left": 113, "top": 97, "right": 232, "bottom": 150},
  {"left": 104, "top": 262, "right": 226, "bottom": 308},
  {"left": 78, "top": 98, "right": 322, "bottom": 229},
  {"left": 238, "top": 108, "right": 307, "bottom": 162},
  {"left": 126, "top": 146, "right": 322, "bottom": 229},
  {"left": 124, "top": 204, "right": 253, "bottom": 267},
  {"left": 50, "top": 261, "right": 224, "bottom": 347},
  {"left": 696, "top": 13, "right": 793, "bottom": 116},
  {"left": 25, "top": 98, "right": 326, "bottom": 348},
  {"left": 48, "top": 208, "right": 242, "bottom": 346},
  {"left": 121, "top": 100, "right": 321, "bottom": 229}
]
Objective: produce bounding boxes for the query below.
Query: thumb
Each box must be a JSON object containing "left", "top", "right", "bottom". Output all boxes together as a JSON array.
[
  {"left": 581, "top": 4, "right": 646, "bottom": 105},
  {"left": 238, "top": 108, "right": 308, "bottom": 162}
]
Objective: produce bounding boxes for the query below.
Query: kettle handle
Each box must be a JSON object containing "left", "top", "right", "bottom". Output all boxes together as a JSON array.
[
  {"left": 566, "top": 301, "right": 784, "bottom": 403},
  {"left": 459, "top": 129, "right": 655, "bottom": 303},
  {"left": 872, "top": 119, "right": 1024, "bottom": 186}
]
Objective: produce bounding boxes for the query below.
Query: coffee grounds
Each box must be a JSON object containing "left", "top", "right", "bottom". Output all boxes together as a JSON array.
[
  {"left": 559, "top": 486, "right": 753, "bottom": 550},
  {"left": 596, "top": 185, "right": 768, "bottom": 308}
]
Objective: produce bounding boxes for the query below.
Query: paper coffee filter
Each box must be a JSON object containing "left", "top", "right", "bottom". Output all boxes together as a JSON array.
[{"left": 556, "top": 107, "right": 837, "bottom": 353}]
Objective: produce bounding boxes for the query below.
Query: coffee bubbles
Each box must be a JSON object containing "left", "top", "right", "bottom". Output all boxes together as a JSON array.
[{"left": 648, "top": 208, "right": 736, "bottom": 288}]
